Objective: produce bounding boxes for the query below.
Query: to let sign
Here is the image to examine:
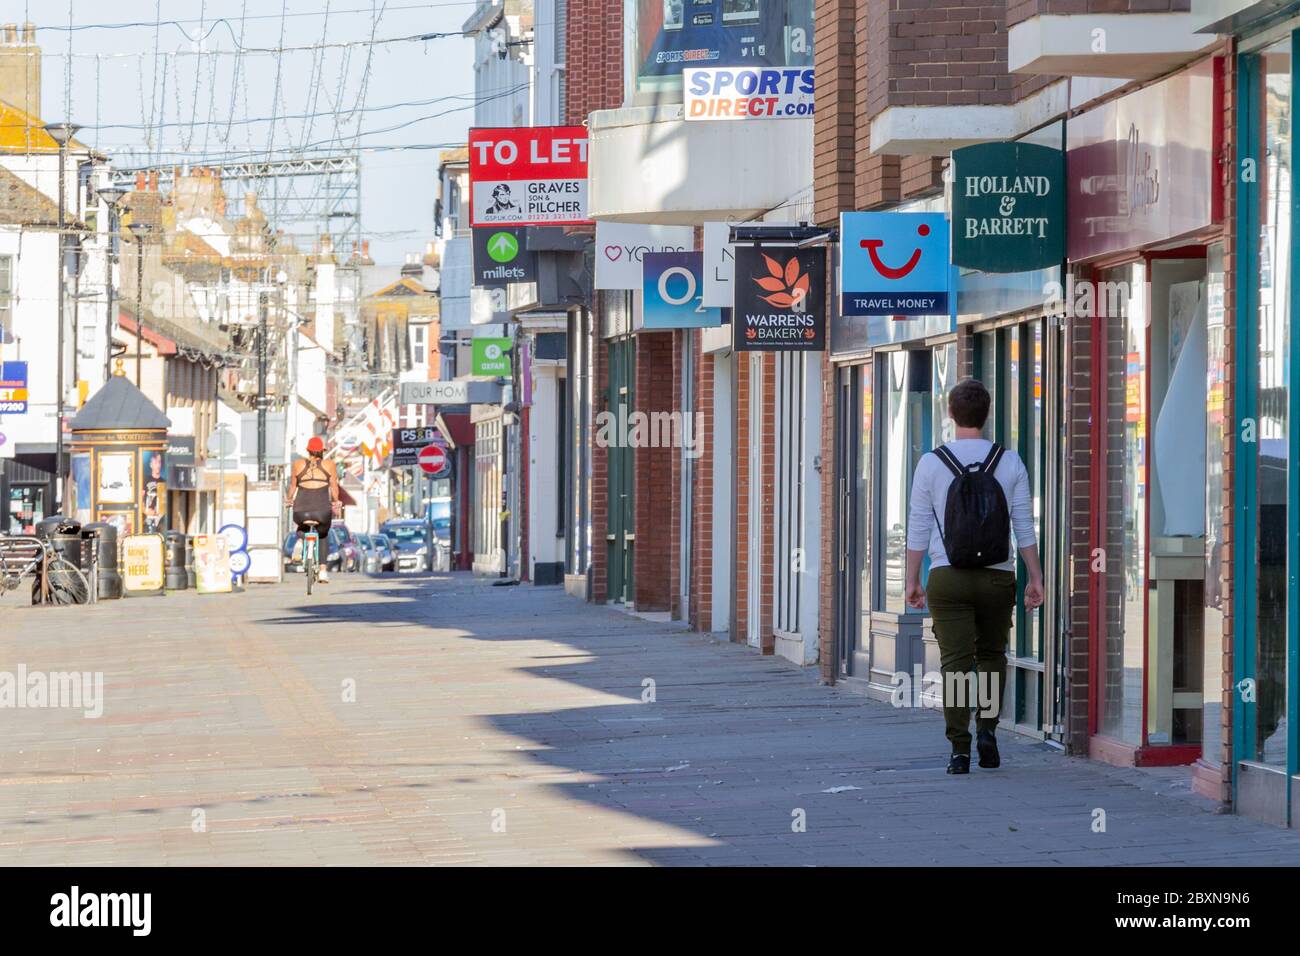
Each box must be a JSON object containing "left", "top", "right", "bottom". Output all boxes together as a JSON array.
[
  {"left": 951, "top": 142, "right": 1065, "bottom": 273},
  {"left": 469, "top": 126, "right": 590, "bottom": 227}
]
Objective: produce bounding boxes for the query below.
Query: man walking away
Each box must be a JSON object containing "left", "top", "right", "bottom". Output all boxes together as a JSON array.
[{"left": 904, "top": 379, "right": 1044, "bottom": 775}]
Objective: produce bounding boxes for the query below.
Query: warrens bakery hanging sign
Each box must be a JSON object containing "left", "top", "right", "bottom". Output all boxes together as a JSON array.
[{"left": 951, "top": 142, "right": 1065, "bottom": 273}]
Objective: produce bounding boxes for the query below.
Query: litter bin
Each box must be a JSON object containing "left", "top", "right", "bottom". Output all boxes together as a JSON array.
[
  {"left": 83, "top": 521, "right": 122, "bottom": 600},
  {"left": 164, "top": 531, "right": 187, "bottom": 590}
]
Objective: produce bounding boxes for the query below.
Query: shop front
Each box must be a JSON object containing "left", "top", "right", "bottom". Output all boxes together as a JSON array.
[
  {"left": 831, "top": 201, "right": 958, "bottom": 705},
  {"left": 1235, "top": 24, "right": 1300, "bottom": 827},
  {"left": 1063, "top": 57, "right": 1226, "bottom": 774}
]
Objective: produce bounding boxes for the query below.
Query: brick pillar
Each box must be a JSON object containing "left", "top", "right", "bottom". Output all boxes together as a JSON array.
[
  {"left": 734, "top": 353, "right": 751, "bottom": 641},
  {"left": 633, "top": 331, "right": 675, "bottom": 611},
  {"left": 589, "top": 307, "right": 609, "bottom": 603},
  {"left": 691, "top": 337, "right": 715, "bottom": 631},
  {"left": 759, "top": 352, "right": 776, "bottom": 654},
  {"left": 1066, "top": 305, "right": 1093, "bottom": 752},
  {"left": 669, "top": 330, "right": 684, "bottom": 618}
]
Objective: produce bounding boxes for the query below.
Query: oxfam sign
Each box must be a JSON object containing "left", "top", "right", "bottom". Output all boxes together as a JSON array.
[{"left": 951, "top": 142, "right": 1065, "bottom": 274}]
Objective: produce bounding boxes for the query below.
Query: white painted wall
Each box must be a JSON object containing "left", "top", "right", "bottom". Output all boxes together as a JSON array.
[
  {"left": 527, "top": 362, "right": 564, "bottom": 575},
  {"left": 588, "top": 107, "right": 813, "bottom": 225},
  {"left": 0, "top": 227, "right": 61, "bottom": 448}
]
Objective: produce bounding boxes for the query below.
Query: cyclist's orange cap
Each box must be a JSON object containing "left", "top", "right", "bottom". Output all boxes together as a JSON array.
[{"left": 306, "top": 436, "right": 325, "bottom": 453}]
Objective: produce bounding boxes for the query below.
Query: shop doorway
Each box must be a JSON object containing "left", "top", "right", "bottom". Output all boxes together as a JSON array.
[
  {"left": 1090, "top": 252, "right": 1212, "bottom": 765},
  {"left": 974, "top": 317, "right": 1068, "bottom": 740},
  {"left": 833, "top": 362, "right": 869, "bottom": 678},
  {"left": 606, "top": 338, "right": 635, "bottom": 606}
]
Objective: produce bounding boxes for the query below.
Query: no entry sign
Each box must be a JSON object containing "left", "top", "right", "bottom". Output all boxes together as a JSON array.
[
  {"left": 417, "top": 443, "right": 449, "bottom": 476},
  {"left": 469, "top": 126, "right": 590, "bottom": 226}
]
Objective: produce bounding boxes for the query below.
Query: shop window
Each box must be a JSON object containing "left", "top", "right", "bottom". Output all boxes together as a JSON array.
[
  {"left": 877, "top": 349, "right": 932, "bottom": 614},
  {"left": 1104, "top": 262, "right": 1147, "bottom": 745},
  {"left": 0, "top": 255, "right": 11, "bottom": 343},
  {"left": 1254, "top": 42, "right": 1291, "bottom": 766}
]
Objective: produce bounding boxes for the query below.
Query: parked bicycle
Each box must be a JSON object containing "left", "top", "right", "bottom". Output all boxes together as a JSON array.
[{"left": 0, "top": 535, "right": 91, "bottom": 606}]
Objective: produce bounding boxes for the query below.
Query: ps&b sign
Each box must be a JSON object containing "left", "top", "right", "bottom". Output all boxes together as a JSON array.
[{"left": 951, "top": 142, "right": 1064, "bottom": 274}]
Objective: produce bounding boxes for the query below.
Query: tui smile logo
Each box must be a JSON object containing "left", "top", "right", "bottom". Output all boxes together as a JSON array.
[
  {"left": 860, "top": 222, "right": 930, "bottom": 279},
  {"left": 839, "top": 211, "right": 950, "bottom": 317}
]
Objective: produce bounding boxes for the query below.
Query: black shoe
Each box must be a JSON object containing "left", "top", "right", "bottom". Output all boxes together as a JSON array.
[
  {"left": 977, "top": 731, "right": 1000, "bottom": 769},
  {"left": 947, "top": 753, "right": 970, "bottom": 775}
]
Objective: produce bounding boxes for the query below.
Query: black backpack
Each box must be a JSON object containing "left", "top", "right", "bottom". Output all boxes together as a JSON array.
[{"left": 931, "top": 444, "right": 1011, "bottom": 568}]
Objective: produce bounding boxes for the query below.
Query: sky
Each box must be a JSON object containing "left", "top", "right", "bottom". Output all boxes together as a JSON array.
[{"left": 1, "top": 0, "right": 477, "bottom": 265}]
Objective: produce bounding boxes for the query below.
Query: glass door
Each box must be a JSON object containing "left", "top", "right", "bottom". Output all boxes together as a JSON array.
[
  {"left": 834, "top": 362, "right": 871, "bottom": 678},
  {"left": 975, "top": 322, "right": 1048, "bottom": 738}
]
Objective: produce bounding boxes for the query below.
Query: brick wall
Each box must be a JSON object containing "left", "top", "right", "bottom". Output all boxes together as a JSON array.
[
  {"left": 589, "top": 323, "right": 609, "bottom": 603},
  {"left": 870, "top": 1, "right": 1014, "bottom": 115},
  {"left": 817, "top": 343, "right": 836, "bottom": 683},
  {"left": 1067, "top": 305, "right": 1093, "bottom": 752},
  {"left": 813, "top": 0, "right": 857, "bottom": 224},
  {"left": 567, "top": 0, "right": 622, "bottom": 604},
  {"left": 691, "top": 337, "right": 715, "bottom": 631},
  {"left": 564, "top": 0, "right": 622, "bottom": 124},
  {"left": 632, "top": 331, "right": 677, "bottom": 611},
  {"left": 734, "top": 353, "right": 751, "bottom": 641},
  {"left": 1006, "top": 0, "right": 1190, "bottom": 28}
]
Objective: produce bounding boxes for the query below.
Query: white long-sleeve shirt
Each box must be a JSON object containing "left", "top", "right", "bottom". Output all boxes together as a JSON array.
[{"left": 906, "top": 438, "right": 1036, "bottom": 573}]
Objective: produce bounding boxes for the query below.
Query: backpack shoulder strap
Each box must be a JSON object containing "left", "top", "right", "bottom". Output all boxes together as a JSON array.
[
  {"left": 980, "top": 443, "right": 1006, "bottom": 475},
  {"left": 931, "top": 445, "right": 964, "bottom": 478}
]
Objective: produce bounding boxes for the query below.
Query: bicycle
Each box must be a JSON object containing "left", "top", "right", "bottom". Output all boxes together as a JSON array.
[
  {"left": 300, "top": 521, "right": 321, "bottom": 596},
  {"left": 0, "top": 535, "right": 91, "bottom": 606}
]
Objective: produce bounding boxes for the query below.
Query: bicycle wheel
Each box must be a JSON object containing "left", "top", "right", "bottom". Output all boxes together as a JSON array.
[
  {"left": 46, "top": 558, "right": 90, "bottom": 606},
  {"left": 304, "top": 537, "right": 316, "bottom": 596}
]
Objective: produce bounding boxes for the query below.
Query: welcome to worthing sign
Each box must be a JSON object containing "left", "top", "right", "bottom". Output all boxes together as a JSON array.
[{"left": 950, "top": 142, "right": 1064, "bottom": 274}]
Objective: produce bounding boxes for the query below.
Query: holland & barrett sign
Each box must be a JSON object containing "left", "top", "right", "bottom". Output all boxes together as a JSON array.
[{"left": 951, "top": 142, "right": 1064, "bottom": 273}]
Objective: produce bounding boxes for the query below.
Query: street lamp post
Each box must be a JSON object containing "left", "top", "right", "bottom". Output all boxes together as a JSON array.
[
  {"left": 97, "top": 186, "right": 127, "bottom": 385},
  {"left": 129, "top": 221, "right": 152, "bottom": 388},
  {"left": 44, "top": 122, "right": 79, "bottom": 509},
  {"left": 257, "top": 291, "right": 268, "bottom": 481}
]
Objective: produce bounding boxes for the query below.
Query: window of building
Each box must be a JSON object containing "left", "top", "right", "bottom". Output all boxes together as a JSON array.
[{"left": 0, "top": 255, "right": 12, "bottom": 343}]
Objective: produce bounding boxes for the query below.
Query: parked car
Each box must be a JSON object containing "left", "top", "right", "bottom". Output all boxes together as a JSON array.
[
  {"left": 380, "top": 519, "right": 433, "bottom": 573},
  {"left": 282, "top": 526, "right": 348, "bottom": 574},
  {"left": 333, "top": 522, "right": 362, "bottom": 572},
  {"left": 431, "top": 516, "right": 451, "bottom": 572},
  {"left": 358, "top": 534, "right": 390, "bottom": 574},
  {"left": 372, "top": 533, "right": 397, "bottom": 572}
]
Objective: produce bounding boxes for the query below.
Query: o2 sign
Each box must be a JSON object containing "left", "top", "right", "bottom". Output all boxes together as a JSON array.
[{"left": 641, "top": 251, "right": 724, "bottom": 329}]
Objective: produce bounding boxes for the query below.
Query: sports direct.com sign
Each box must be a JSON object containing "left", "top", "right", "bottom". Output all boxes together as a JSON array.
[
  {"left": 683, "top": 68, "right": 815, "bottom": 121},
  {"left": 468, "top": 126, "right": 590, "bottom": 226}
]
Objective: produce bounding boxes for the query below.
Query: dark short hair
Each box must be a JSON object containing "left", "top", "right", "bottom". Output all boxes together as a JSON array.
[{"left": 948, "top": 378, "right": 991, "bottom": 429}]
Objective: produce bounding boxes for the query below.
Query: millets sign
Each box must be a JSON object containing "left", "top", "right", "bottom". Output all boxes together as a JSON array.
[{"left": 951, "top": 142, "right": 1065, "bottom": 274}]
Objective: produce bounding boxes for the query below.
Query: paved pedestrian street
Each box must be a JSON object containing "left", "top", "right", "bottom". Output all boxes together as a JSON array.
[{"left": 3, "top": 572, "right": 1299, "bottom": 867}]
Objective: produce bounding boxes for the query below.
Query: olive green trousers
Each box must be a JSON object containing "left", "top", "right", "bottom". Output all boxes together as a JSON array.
[{"left": 926, "top": 566, "right": 1017, "bottom": 755}]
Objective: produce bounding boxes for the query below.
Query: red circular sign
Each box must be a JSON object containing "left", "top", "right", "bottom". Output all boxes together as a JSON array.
[{"left": 418, "top": 444, "right": 448, "bottom": 475}]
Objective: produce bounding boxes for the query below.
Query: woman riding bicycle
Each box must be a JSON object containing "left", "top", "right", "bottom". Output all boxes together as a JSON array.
[{"left": 287, "top": 435, "right": 340, "bottom": 583}]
